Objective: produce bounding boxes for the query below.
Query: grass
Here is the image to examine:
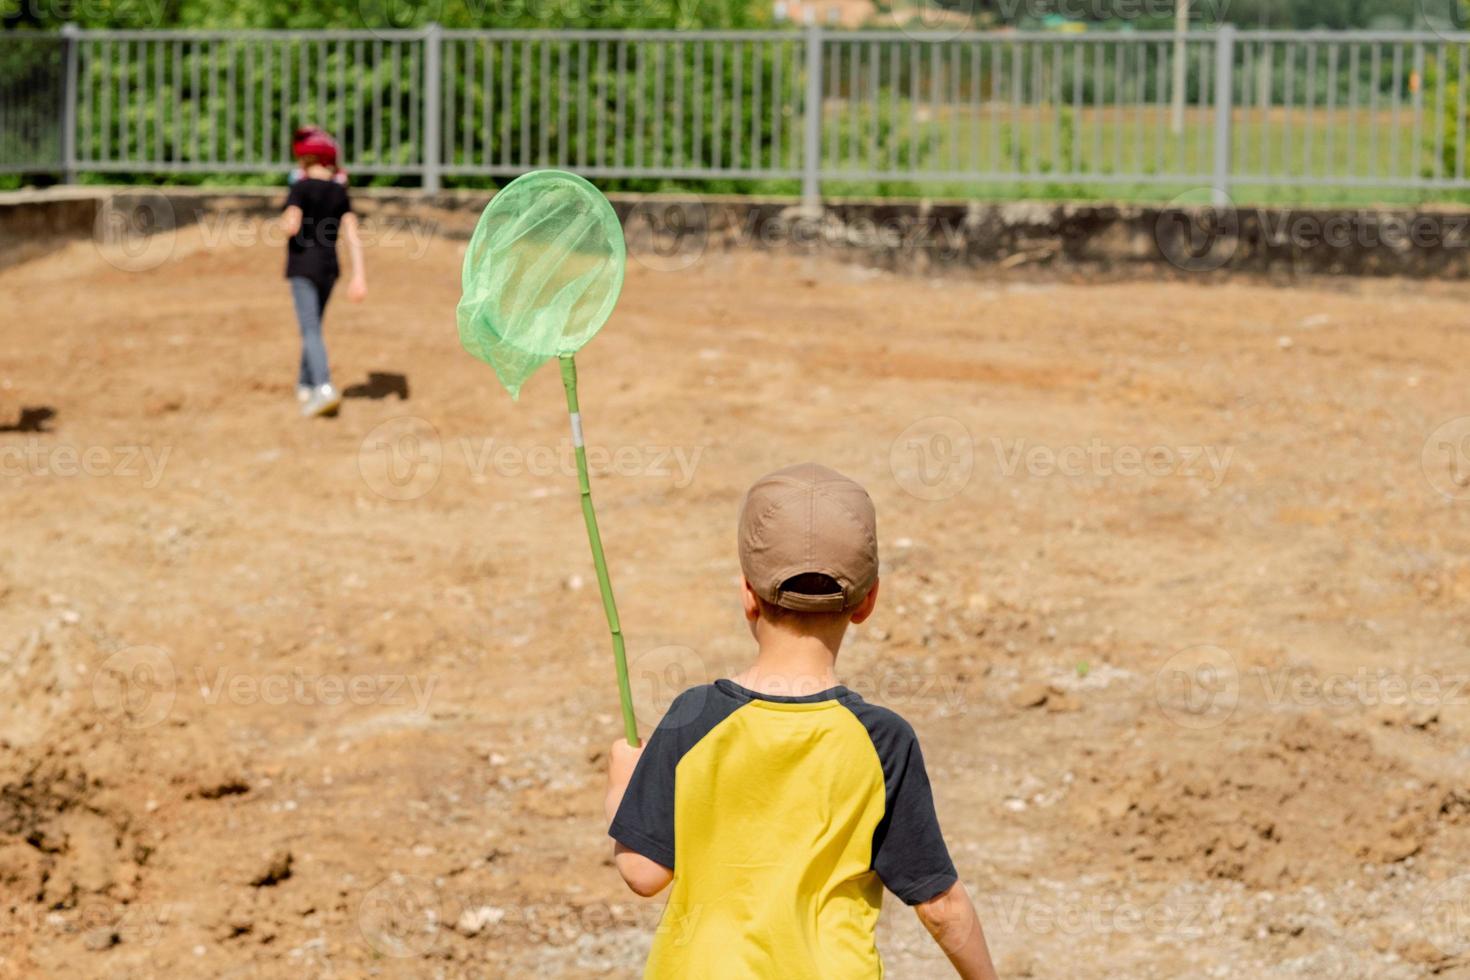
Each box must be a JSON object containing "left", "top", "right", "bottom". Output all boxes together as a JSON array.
[
  {"left": 7, "top": 105, "right": 1469, "bottom": 207},
  {"left": 816, "top": 103, "right": 1470, "bottom": 205}
]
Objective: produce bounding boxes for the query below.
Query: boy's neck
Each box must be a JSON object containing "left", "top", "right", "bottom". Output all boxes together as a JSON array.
[
  {"left": 731, "top": 628, "right": 843, "bottom": 698},
  {"left": 303, "top": 164, "right": 332, "bottom": 179}
]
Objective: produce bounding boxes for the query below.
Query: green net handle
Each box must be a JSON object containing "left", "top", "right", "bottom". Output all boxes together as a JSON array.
[{"left": 559, "top": 354, "right": 640, "bottom": 748}]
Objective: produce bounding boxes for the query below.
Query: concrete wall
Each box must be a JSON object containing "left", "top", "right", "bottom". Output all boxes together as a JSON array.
[
  {"left": 0, "top": 191, "right": 111, "bottom": 269},
  {"left": 3, "top": 186, "right": 1468, "bottom": 281},
  {"left": 607, "top": 197, "right": 1470, "bottom": 281}
]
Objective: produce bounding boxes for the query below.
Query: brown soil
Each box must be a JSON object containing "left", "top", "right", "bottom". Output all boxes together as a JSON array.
[{"left": 1, "top": 211, "right": 1469, "bottom": 979}]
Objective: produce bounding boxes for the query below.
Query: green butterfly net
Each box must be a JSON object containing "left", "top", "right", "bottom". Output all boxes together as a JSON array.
[
  {"left": 456, "top": 171, "right": 640, "bottom": 746},
  {"left": 456, "top": 170, "right": 627, "bottom": 398}
]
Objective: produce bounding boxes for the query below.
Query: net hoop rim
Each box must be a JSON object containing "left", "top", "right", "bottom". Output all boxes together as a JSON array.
[{"left": 461, "top": 169, "right": 628, "bottom": 359}]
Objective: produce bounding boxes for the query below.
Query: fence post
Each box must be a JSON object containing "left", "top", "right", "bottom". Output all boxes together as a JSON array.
[
  {"left": 423, "top": 22, "right": 442, "bottom": 195},
  {"left": 60, "top": 22, "right": 79, "bottom": 184},
  {"left": 1211, "top": 25, "right": 1235, "bottom": 206},
  {"left": 1170, "top": 0, "right": 1188, "bottom": 134},
  {"left": 801, "top": 22, "right": 823, "bottom": 213}
]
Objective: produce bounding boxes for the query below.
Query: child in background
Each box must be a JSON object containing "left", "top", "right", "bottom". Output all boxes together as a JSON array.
[
  {"left": 606, "top": 463, "right": 1000, "bottom": 979},
  {"left": 281, "top": 127, "right": 366, "bottom": 418}
]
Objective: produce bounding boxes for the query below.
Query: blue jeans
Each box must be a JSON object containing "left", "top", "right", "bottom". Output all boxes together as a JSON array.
[{"left": 289, "top": 276, "right": 334, "bottom": 388}]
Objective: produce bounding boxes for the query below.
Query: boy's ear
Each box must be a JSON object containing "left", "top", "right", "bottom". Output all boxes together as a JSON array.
[
  {"left": 849, "top": 579, "right": 880, "bottom": 625},
  {"left": 740, "top": 577, "right": 761, "bottom": 623}
]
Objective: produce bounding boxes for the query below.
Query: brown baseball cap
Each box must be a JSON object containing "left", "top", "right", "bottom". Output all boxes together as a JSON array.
[{"left": 738, "top": 463, "right": 879, "bottom": 613}]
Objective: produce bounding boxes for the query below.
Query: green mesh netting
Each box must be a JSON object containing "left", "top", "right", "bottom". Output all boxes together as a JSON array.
[{"left": 456, "top": 170, "right": 627, "bottom": 398}]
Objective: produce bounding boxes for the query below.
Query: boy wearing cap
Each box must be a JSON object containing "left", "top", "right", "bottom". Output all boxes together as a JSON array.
[
  {"left": 280, "top": 126, "right": 366, "bottom": 419},
  {"left": 605, "top": 463, "right": 999, "bottom": 979}
]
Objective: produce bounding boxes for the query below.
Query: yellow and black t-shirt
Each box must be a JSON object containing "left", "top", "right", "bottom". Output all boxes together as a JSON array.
[{"left": 610, "top": 679, "right": 957, "bottom": 979}]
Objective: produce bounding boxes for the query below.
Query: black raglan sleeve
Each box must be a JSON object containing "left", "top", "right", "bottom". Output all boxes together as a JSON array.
[
  {"left": 846, "top": 701, "right": 959, "bottom": 905},
  {"left": 608, "top": 684, "right": 735, "bottom": 871},
  {"left": 607, "top": 711, "right": 682, "bottom": 870}
]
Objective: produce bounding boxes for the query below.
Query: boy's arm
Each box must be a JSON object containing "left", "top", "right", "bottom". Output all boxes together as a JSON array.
[
  {"left": 341, "top": 212, "right": 367, "bottom": 302},
  {"left": 605, "top": 739, "right": 674, "bottom": 897},
  {"left": 915, "top": 880, "right": 1000, "bottom": 980},
  {"left": 856, "top": 710, "right": 993, "bottom": 977},
  {"left": 612, "top": 843, "right": 672, "bottom": 898}
]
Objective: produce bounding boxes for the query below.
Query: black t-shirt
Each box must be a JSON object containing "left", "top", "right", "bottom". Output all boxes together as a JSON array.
[{"left": 284, "top": 178, "right": 352, "bottom": 289}]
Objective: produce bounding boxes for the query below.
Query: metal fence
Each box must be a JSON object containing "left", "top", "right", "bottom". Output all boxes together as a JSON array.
[{"left": 4, "top": 25, "right": 1470, "bottom": 205}]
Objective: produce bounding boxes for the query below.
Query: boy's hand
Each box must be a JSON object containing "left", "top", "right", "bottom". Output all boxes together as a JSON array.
[
  {"left": 609, "top": 738, "right": 643, "bottom": 781},
  {"left": 347, "top": 275, "right": 367, "bottom": 303},
  {"left": 604, "top": 738, "right": 644, "bottom": 824}
]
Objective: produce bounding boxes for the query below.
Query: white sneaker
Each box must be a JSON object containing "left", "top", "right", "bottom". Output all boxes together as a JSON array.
[
  {"left": 301, "top": 384, "right": 342, "bottom": 418},
  {"left": 296, "top": 385, "right": 312, "bottom": 404}
]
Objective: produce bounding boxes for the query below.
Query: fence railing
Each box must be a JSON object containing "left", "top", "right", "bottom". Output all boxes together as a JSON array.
[{"left": 4, "top": 26, "right": 1470, "bottom": 205}]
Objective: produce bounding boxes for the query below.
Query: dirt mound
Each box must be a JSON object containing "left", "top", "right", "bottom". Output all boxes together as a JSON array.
[
  {"left": 1068, "top": 714, "right": 1468, "bottom": 889},
  {"left": 0, "top": 733, "right": 148, "bottom": 941}
]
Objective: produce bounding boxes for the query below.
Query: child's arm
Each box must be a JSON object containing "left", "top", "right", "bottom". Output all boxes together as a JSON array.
[
  {"left": 281, "top": 205, "right": 302, "bottom": 237},
  {"left": 915, "top": 880, "right": 1000, "bottom": 980},
  {"left": 341, "top": 212, "right": 367, "bottom": 302},
  {"left": 857, "top": 711, "right": 996, "bottom": 978},
  {"left": 605, "top": 739, "right": 674, "bottom": 897},
  {"left": 612, "top": 842, "right": 672, "bottom": 897}
]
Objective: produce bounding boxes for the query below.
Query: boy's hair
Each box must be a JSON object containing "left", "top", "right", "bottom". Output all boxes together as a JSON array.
[{"left": 755, "top": 573, "right": 859, "bottom": 627}]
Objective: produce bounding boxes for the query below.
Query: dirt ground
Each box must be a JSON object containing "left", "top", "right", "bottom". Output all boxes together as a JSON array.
[{"left": 1, "top": 207, "right": 1469, "bottom": 979}]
